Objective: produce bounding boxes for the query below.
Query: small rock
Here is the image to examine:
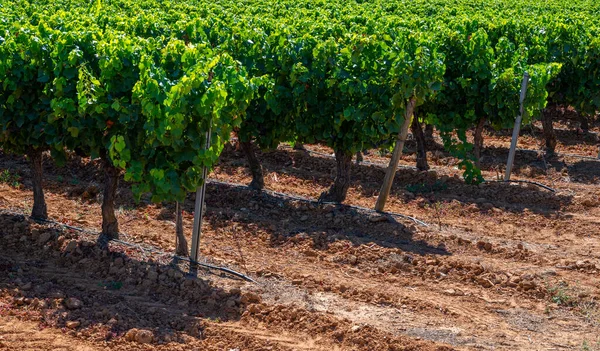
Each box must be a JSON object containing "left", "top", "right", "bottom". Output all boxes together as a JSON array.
[
  {"left": 114, "top": 257, "right": 124, "bottom": 267},
  {"left": 66, "top": 321, "right": 80, "bottom": 329},
  {"left": 351, "top": 325, "right": 362, "bottom": 332},
  {"left": 369, "top": 215, "right": 388, "bottom": 223},
  {"left": 519, "top": 281, "right": 536, "bottom": 291},
  {"left": 64, "top": 297, "right": 83, "bottom": 310},
  {"left": 299, "top": 215, "right": 309, "bottom": 221},
  {"left": 484, "top": 242, "right": 493, "bottom": 252},
  {"left": 443, "top": 289, "right": 464, "bottom": 296},
  {"left": 425, "top": 259, "right": 437, "bottom": 266},
  {"left": 477, "top": 278, "right": 494, "bottom": 288},
  {"left": 347, "top": 255, "right": 358, "bottom": 265},
  {"left": 125, "top": 329, "right": 138, "bottom": 342},
  {"left": 134, "top": 329, "right": 154, "bottom": 344},
  {"left": 20, "top": 282, "right": 32, "bottom": 291},
  {"left": 292, "top": 279, "right": 303, "bottom": 286},
  {"left": 240, "top": 292, "right": 261, "bottom": 305}
]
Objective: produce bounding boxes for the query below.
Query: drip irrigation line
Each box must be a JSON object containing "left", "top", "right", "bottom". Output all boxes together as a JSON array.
[
  {"left": 484, "top": 179, "right": 556, "bottom": 192},
  {"left": 278, "top": 144, "right": 422, "bottom": 171},
  {"left": 207, "top": 178, "right": 429, "bottom": 227},
  {"left": 0, "top": 209, "right": 255, "bottom": 283}
]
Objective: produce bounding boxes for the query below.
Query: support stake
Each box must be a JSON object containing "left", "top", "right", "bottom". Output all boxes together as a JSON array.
[
  {"left": 504, "top": 72, "right": 529, "bottom": 181},
  {"left": 190, "top": 129, "right": 212, "bottom": 264},
  {"left": 375, "top": 97, "right": 416, "bottom": 212}
]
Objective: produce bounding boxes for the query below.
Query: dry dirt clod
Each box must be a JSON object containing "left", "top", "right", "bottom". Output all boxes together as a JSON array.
[
  {"left": 64, "top": 297, "right": 83, "bottom": 310},
  {"left": 240, "top": 292, "right": 262, "bottom": 305},
  {"left": 37, "top": 232, "right": 53, "bottom": 244},
  {"left": 125, "top": 328, "right": 154, "bottom": 344},
  {"left": 65, "top": 320, "right": 80, "bottom": 329},
  {"left": 347, "top": 255, "right": 358, "bottom": 265},
  {"left": 369, "top": 214, "right": 388, "bottom": 223},
  {"left": 351, "top": 325, "right": 362, "bottom": 332}
]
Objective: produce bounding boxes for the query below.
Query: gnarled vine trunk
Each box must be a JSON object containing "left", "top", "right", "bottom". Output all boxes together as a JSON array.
[
  {"left": 319, "top": 149, "right": 352, "bottom": 203},
  {"left": 28, "top": 148, "right": 47, "bottom": 219},
  {"left": 240, "top": 140, "right": 264, "bottom": 190},
  {"left": 101, "top": 156, "right": 120, "bottom": 239},
  {"left": 175, "top": 201, "right": 188, "bottom": 256},
  {"left": 541, "top": 109, "right": 557, "bottom": 155},
  {"left": 579, "top": 111, "right": 589, "bottom": 133},
  {"left": 473, "top": 118, "right": 486, "bottom": 167},
  {"left": 424, "top": 123, "right": 434, "bottom": 146},
  {"left": 411, "top": 116, "right": 429, "bottom": 171}
]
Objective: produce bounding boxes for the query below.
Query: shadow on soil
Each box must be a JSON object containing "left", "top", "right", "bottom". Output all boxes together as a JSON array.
[
  {"left": 0, "top": 212, "right": 242, "bottom": 343},
  {"left": 187, "top": 182, "right": 451, "bottom": 257},
  {"left": 219, "top": 146, "right": 573, "bottom": 218}
]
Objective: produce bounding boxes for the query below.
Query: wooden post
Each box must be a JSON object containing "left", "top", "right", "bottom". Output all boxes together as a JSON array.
[
  {"left": 504, "top": 72, "right": 529, "bottom": 181},
  {"left": 190, "top": 129, "right": 212, "bottom": 263},
  {"left": 374, "top": 97, "right": 416, "bottom": 212}
]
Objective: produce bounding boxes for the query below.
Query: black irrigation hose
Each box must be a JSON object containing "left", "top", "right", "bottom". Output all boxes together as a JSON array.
[
  {"left": 1, "top": 209, "right": 256, "bottom": 283},
  {"left": 279, "top": 144, "right": 422, "bottom": 171},
  {"left": 207, "top": 178, "right": 429, "bottom": 227},
  {"left": 484, "top": 179, "right": 556, "bottom": 192}
]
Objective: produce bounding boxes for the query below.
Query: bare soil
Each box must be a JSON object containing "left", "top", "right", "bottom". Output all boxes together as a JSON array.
[{"left": 1, "top": 112, "right": 600, "bottom": 350}]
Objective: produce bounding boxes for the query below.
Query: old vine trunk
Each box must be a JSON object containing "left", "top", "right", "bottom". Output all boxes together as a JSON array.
[
  {"left": 541, "top": 110, "right": 557, "bottom": 155},
  {"left": 175, "top": 201, "right": 188, "bottom": 256},
  {"left": 240, "top": 141, "right": 264, "bottom": 190},
  {"left": 473, "top": 118, "right": 486, "bottom": 167},
  {"left": 411, "top": 116, "right": 429, "bottom": 171},
  {"left": 28, "top": 148, "right": 47, "bottom": 219},
  {"left": 319, "top": 149, "right": 353, "bottom": 203},
  {"left": 101, "top": 156, "right": 120, "bottom": 239}
]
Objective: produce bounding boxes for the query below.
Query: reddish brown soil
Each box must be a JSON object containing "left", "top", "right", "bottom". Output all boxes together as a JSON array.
[{"left": 1, "top": 111, "right": 600, "bottom": 350}]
